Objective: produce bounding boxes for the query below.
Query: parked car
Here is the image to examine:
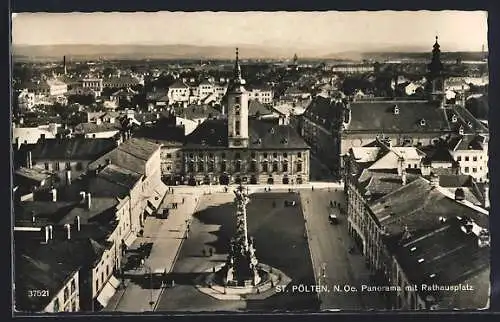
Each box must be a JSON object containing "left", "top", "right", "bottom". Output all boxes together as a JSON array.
[{"left": 329, "top": 213, "right": 339, "bottom": 224}]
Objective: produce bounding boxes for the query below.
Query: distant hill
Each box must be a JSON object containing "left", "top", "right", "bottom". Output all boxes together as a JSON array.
[
  {"left": 12, "top": 43, "right": 488, "bottom": 62},
  {"left": 12, "top": 44, "right": 308, "bottom": 62}
]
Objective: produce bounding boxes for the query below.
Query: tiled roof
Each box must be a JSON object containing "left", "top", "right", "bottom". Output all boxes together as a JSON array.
[
  {"left": 29, "top": 138, "right": 117, "bottom": 161},
  {"left": 15, "top": 253, "right": 78, "bottom": 312},
  {"left": 74, "top": 122, "right": 122, "bottom": 134},
  {"left": 438, "top": 174, "right": 474, "bottom": 187},
  {"left": 447, "top": 105, "right": 488, "bottom": 134},
  {"left": 393, "top": 217, "right": 489, "bottom": 308},
  {"left": 448, "top": 134, "right": 487, "bottom": 151},
  {"left": 358, "top": 170, "right": 420, "bottom": 201},
  {"left": 423, "top": 144, "right": 455, "bottom": 163},
  {"left": 184, "top": 119, "right": 309, "bottom": 150},
  {"left": 97, "top": 164, "right": 143, "bottom": 190},
  {"left": 61, "top": 197, "right": 118, "bottom": 225},
  {"left": 15, "top": 167, "right": 52, "bottom": 182},
  {"left": 351, "top": 147, "right": 381, "bottom": 163},
  {"left": 169, "top": 80, "right": 189, "bottom": 89},
  {"left": 371, "top": 177, "right": 489, "bottom": 237},
  {"left": 89, "top": 138, "right": 160, "bottom": 174},
  {"left": 248, "top": 100, "right": 273, "bottom": 117},
  {"left": 15, "top": 201, "right": 79, "bottom": 227},
  {"left": 347, "top": 101, "right": 450, "bottom": 133},
  {"left": 133, "top": 124, "right": 185, "bottom": 145},
  {"left": 174, "top": 104, "right": 221, "bottom": 120},
  {"left": 465, "top": 94, "right": 488, "bottom": 120}
]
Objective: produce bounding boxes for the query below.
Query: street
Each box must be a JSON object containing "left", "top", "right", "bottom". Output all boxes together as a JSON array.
[
  {"left": 300, "top": 188, "right": 386, "bottom": 310},
  {"left": 104, "top": 191, "right": 201, "bottom": 312}
]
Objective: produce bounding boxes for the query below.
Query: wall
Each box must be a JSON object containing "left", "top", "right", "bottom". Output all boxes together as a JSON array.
[
  {"left": 43, "top": 270, "right": 80, "bottom": 312},
  {"left": 84, "top": 130, "right": 120, "bottom": 139},
  {"left": 160, "top": 146, "right": 183, "bottom": 176},
  {"left": 451, "top": 149, "right": 488, "bottom": 182},
  {"left": 183, "top": 149, "right": 310, "bottom": 184}
]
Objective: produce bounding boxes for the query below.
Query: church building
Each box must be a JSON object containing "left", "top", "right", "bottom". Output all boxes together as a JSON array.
[{"left": 182, "top": 48, "right": 310, "bottom": 185}]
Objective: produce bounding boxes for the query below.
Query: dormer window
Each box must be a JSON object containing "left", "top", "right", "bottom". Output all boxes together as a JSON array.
[
  {"left": 410, "top": 246, "right": 417, "bottom": 252},
  {"left": 459, "top": 125, "right": 464, "bottom": 135},
  {"left": 467, "top": 121, "right": 472, "bottom": 127},
  {"left": 420, "top": 119, "right": 426, "bottom": 126},
  {"left": 451, "top": 114, "right": 458, "bottom": 123},
  {"left": 393, "top": 105, "right": 399, "bottom": 115},
  {"left": 429, "top": 273, "right": 436, "bottom": 278},
  {"left": 418, "top": 258, "right": 425, "bottom": 263}
]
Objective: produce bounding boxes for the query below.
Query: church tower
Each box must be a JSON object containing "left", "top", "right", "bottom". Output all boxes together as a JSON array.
[
  {"left": 227, "top": 48, "right": 249, "bottom": 148},
  {"left": 427, "top": 36, "right": 445, "bottom": 104}
]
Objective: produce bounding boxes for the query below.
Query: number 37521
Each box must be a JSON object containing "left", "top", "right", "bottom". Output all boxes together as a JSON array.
[{"left": 28, "top": 290, "right": 49, "bottom": 297}]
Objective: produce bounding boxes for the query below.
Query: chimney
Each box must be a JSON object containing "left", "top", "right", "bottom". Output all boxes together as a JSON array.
[
  {"left": 65, "top": 170, "right": 72, "bottom": 185},
  {"left": 48, "top": 225, "right": 53, "bottom": 239},
  {"left": 31, "top": 211, "right": 36, "bottom": 224},
  {"left": 64, "top": 223, "right": 71, "bottom": 240},
  {"left": 51, "top": 188, "right": 57, "bottom": 202},
  {"left": 401, "top": 170, "right": 407, "bottom": 185},
  {"left": 26, "top": 151, "right": 33, "bottom": 169},
  {"left": 483, "top": 185, "right": 490, "bottom": 209},
  {"left": 63, "top": 56, "right": 67, "bottom": 75},
  {"left": 75, "top": 216, "right": 81, "bottom": 231},
  {"left": 397, "top": 157, "right": 404, "bottom": 176},
  {"left": 44, "top": 226, "right": 50, "bottom": 244},
  {"left": 86, "top": 192, "right": 92, "bottom": 210},
  {"left": 79, "top": 191, "right": 86, "bottom": 203}
]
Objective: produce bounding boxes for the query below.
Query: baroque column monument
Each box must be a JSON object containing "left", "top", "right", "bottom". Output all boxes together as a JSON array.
[{"left": 222, "top": 184, "right": 261, "bottom": 286}]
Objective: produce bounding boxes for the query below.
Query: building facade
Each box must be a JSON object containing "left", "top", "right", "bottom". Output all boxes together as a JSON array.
[{"left": 182, "top": 49, "right": 310, "bottom": 186}]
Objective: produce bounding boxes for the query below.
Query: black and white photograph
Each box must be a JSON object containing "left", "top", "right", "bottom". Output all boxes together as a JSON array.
[{"left": 11, "top": 10, "right": 490, "bottom": 313}]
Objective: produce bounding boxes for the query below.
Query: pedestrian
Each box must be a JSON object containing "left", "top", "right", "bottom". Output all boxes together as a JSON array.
[
  {"left": 202, "top": 249, "right": 206, "bottom": 257},
  {"left": 312, "top": 186, "right": 314, "bottom": 191},
  {"left": 209, "top": 248, "right": 213, "bottom": 256},
  {"left": 182, "top": 197, "right": 185, "bottom": 204}
]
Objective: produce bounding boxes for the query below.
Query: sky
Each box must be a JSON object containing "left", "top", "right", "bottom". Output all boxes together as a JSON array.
[{"left": 12, "top": 11, "right": 488, "bottom": 52}]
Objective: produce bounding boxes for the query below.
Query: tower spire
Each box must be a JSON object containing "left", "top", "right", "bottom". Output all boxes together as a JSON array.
[{"left": 234, "top": 47, "right": 242, "bottom": 80}]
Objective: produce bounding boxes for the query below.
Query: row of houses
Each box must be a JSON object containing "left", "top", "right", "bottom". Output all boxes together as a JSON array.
[
  {"left": 14, "top": 138, "right": 166, "bottom": 312},
  {"left": 343, "top": 138, "right": 490, "bottom": 309}
]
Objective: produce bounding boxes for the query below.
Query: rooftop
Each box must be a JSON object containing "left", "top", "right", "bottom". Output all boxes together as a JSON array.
[
  {"left": 29, "top": 138, "right": 117, "bottom": 161},
  {"left": 89, "top": 138, "right": 160, "bottom": 175},
  {"left": 184, "top": 118, "right": 309, "bottom": 150},
  {"left": 15, "top": 167, "right": 52, "bottom": 183}
]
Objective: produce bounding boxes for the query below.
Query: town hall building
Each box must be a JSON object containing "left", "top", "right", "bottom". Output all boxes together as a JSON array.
[{"left": 182, "top": 49, "right": 310, "bottom": 185}]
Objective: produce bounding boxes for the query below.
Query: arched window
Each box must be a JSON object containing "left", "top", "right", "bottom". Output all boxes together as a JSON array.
[
  {"left": 70, "top": 279, "right": 76, "bottom": 294},
  {"left": 53, "top": 298, "right": 60, "bottom": 312},
  {"left": 64, "top": 287, "right": 69, "bottom": 302}
]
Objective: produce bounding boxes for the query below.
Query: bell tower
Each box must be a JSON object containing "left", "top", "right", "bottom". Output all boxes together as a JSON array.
[
  {"left": 427, "top": 36, "right": 445, "bottom": 105},
  {"left": 227, "top": 48, "right": 249, "bottom": 148}
]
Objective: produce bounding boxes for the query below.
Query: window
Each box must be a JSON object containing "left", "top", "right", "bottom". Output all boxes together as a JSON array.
[
  {"left": 283, "top": 162, "right": 288, "bottom": 172},
  {"left": 95, "top": 279, "right": 99, "bottom": 292},
  {"left": 208, "top": 162, "right": 214, "bottom": 172},
  {"left": 198, "top": 152, "right": 204, "bottom": 157},
  {"left": 297, "top": 162, "right": 303, "bottom": 172},
  {"left": 198, "top": 161, "right": 204, "bottom": 172},
  {"left": 251, "top": 152, "right": 256, "bottom": 158},
  {"left": 250, "top": 161, "right": 257, "bottom": 172},
  {"left": 465, "top": 156, "right": 469, "bottom": 161},
  {"left": 262, "top": 162, "right": 269, "bottom": 172},
  {"left": 414, "top": 164, "right": 418, "bottom": 169},
  {"left": 283, "top": 153, "right": 288, "bottom": 158},
  {"left": 473, "top": 167, "right": 477, "bottom": 173},
  {"left": 64, "top": 287, "right": 69, "bottom": 302},
  {"left": 221, "top": 161, "right": 226, "bottom": 172},
  {"left": 221, "top": 152, "right": 226, "bottom": 159},
  {"left": 53, "top": 298, "right": 60, "bottom": 312},
  {"left": 235, "top": 121, "right": 240, "bottom": 136},
  {"left": 457, "top": 156, "right": 461, "bottom": 161},
  {"left": 464, "top": 167, "right": 470, "bottom": 173},
  {"left": 473, "top": 156, "right": 477, "bottom": 162},
  {"left": 263, "top": 153, "right": 268, "bottom": 158},
  {"left": 65, "top": 162, "right": 71, "bottom": 170},
  {"left": 407, "top": 164, "right": 412, "bottom": 169},
  {"left": 273, "top": 153, "right": 278, "bottom": 158},
  {"left": 106, "top": 265, "right": 109, "bottom": 277},
  {"left": 189, "top": 153, "right": 194, "bottom": 158},
  {"left": 70, "top": 279, "right": 76, "bottom": 293},
  {"left": 272, "top": 162, "right": 279, "bottom": 172},
  {"left": 188, "top": 162, "right": 194, "bottom": 173},
  {"left": 71, "top": 300, "right": 77, "bottom": 312},
  {"left": 101, "top": 272, "right": 104, "bottom": 285},
  {"left": 176, "top": 152, "right": 181, "bottom": 158},
  {"left": 209, "top": 153, "right": 214, "bottom": 158},
  {"left": 298, "top": 152, "right": 302, "bottom": 158},
  {"left": 235, "top": 161, "right": 241, "bottom": 172},
  {"left": 75, "top": 162, "right": 83, "bottom": 171},
  {"left": 166, "top": 153, "right": 172, "bottom": 159},
  {"left": 235, "top": 152, "right": 241, "bottom": 159},
  {"left": 54, "top": 162, "right": 60, "bottom": 171},
  {"left": 45, "top": 162, "right": 50, "bottom": 170}
]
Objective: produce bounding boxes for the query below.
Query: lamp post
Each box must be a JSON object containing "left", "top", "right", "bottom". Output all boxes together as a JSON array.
[{"left": 145, "top": 265, "right": 154, "bottom": 311}]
